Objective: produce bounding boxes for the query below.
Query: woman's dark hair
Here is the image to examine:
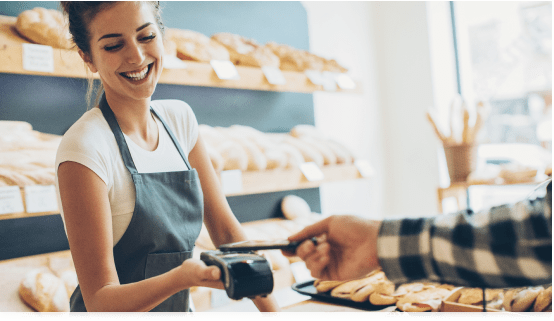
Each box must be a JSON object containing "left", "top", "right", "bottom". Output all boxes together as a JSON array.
[{"left": 59, "top": 1, "right": 164, "bottom": 106}]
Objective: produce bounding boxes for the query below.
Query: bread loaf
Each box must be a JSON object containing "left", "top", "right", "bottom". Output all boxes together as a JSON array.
[
  {"left": 330, "top": 271, "right": 385, "bottom": 299},
  {"left": 211, "top": 32, "right": 280, "bottom": 68},
  {"left": 281, "top": 195, "right": 311, "bottom": 220},
  {"left": 217, "top": 141, "right": 248, "bottom": 171},
  {"left": 396, "top": 287, "right": 451, "bottom": 312},
  {"left": 204, "top": 143, "right": 224, "bottom": 172},
  {"left": 0, "top": 167, "right": 36, "bottom": 186},
  {"left": 228, "top": 125, "right": 288, "bottom": 170},
  {"left": 216, "top": 127, "right": 267, "bottom": 171},
  {"left": 298, "top": 136, "right": 337, "bottom": 165},
  {"left": 314, "top": 279, "right": 346, "bottom": 293},
  {"left": 534, "top": 286, "right": 552, "bottom": 312},
  {"left": 58, "top": 269, "right": 78, "bottom": 298},
  {"left": 289, "top": 124, "right": 322, "bottom": 139},
  {"left": 163, "top": 38, "right": 178, "bottom": 57},
  {"left": 19, "top": 268, "right": 70, "bottom": 312},
  {"left": 199, "top": 125, "right": 248, "bottom": 171},
  {"left": 281, "top": 136, "right": 324, "bottom": 166},
  {"left": 166, "top": 28, "right": 230, "bottom": 62},
  {"left": 15, "top": 7, "right": 72, "bottom": 49},
  {"left": 510, "top": 287, "right": 543, "bottom": 312}
]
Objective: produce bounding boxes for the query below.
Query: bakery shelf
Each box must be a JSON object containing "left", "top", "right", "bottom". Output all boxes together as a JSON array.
[
  {"left": 0, "top": 187, "right": 59, "bottom": 221},
  {"left": 0, "top": 15, "right": 362, "bottom": 94},
  {"left": 0, "top": 164, "right": 364, "bottom": 221},
  {"left": 224, "top": 163, "right": 364, "bottom": 197}
]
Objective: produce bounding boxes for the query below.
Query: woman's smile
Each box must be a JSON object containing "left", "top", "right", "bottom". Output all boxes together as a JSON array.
[{"left": 120, "top": 62, "right": 154, "bottom": 83}]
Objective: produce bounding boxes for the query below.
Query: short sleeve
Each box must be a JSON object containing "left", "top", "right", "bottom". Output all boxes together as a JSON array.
[{"left": 55, "top": 110, "right": 114, "bottom": 187}]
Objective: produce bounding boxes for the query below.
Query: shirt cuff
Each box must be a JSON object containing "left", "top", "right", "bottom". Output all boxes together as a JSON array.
[{"left": 377, "top": 218, "right": 437, "bottom": 285}]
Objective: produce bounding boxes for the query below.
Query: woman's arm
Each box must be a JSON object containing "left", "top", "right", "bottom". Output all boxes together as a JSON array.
[
  {"left": 58, "top": 161, "right": 222, "bottom": 312},
  {"left": 188, "top": 134, "right": 280, "bottom": 312}
]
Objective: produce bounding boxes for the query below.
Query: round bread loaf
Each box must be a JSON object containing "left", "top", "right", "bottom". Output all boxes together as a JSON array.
[
  {"left": 15, "top": 7, "right": 72, "bottom": 49},
  {"left": 281, "top": 195, "right": 311, "bottom": 220}
]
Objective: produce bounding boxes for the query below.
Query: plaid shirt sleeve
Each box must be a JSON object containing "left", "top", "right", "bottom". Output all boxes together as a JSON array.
[{"left": 377, "top": 180, "right": 552, "bottom": 288}]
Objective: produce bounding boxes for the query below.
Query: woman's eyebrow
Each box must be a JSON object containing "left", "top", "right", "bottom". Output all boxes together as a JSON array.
[{"left": 97, "top": 22, "right": 153, "bottom": 42}]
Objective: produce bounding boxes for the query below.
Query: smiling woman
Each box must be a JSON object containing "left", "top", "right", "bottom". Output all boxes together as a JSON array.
[{"left": 54, "top": 1, "right": 279, "bottom": 312}]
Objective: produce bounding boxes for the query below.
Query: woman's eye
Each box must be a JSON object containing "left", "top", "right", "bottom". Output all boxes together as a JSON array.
[
  {"left": 141, "top": 34, "right": 156, "bottom": 42},
  {"left": 104, "top": 44, "right": 122, "bottom": 51}
]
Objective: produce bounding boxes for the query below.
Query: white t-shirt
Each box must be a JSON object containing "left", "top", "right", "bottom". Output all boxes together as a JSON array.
[{"left": 55, "top": 99, "right": 199, "bottom": 246}]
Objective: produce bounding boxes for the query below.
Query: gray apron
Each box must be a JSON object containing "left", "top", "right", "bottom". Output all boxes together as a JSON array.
[{"left": 70, "top": 94, "right": 203, "bottom": 312}]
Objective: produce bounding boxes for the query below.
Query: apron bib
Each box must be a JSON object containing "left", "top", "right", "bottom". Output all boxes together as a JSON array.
[{"left": 70, "top": 94, "right": 203, "bottom": 312}]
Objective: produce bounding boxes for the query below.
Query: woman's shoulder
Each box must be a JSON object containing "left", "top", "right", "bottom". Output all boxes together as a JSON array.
[
  {"left": 151, "top": 99, "right": 197, "bottom": 127},
  {"left": 57, "top": 108, "right": 115, "bottom": 158},
  {"left": 151, "top": 99, "right": 194, "bottom": 118}
]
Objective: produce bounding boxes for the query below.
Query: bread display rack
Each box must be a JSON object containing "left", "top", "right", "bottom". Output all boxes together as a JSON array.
[
  {"left": 0, "top": 163, "right": 362, "bottom": 221},
  {"left": 0, "top": 15, "right": 361, "bottom": 94}
]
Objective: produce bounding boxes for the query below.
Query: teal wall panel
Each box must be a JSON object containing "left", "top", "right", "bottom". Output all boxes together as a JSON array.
[{"left": 0, "top": 1, "right": 320, "bottom": 260}]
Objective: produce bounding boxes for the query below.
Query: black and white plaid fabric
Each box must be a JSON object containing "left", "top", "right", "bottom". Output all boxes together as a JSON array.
[{"left": 378, "top": 180, "right": 552, "bottom": 288}]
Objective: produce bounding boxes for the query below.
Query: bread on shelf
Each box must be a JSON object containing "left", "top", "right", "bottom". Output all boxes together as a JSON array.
[
  {"left": 265, "top": 41, "right": 348, "bottom": 73},
  {"left": 0, "top": 121, "right": 61, "bottom": 188},
  {"left": 15, "top": 7, "right": 72, "bottom": 49},
  {"left": 211, "top": 32, "right": 280, "bottom": 68},
  {"left": 198, "top": 123, "right": 355, "bottom": 173},
  {"left": 19, "top": 268, "right": 70, "bottom": 312},
  {"left": 165, "top": 28, "right": 230, "bottom": 62}
]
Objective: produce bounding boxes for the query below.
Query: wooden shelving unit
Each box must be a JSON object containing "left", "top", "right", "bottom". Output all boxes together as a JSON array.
[
  {"left": 0, "top": 164, "right": 365, "bottom": 221},
  {"left": 231, "top": 163, "right": 362, "bottom": 196},
  {"left": 0, "top": 15, "right": 362, "bottom": 94}
]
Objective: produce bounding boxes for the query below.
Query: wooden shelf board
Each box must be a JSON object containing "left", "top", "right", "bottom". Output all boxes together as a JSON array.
[
  {"left": 0, "top": 164, "right": 365, "bottom": 221},
  {"left": 0, "top": 188, "right": 59, "bottom": 220},
  {"left": 226, "top": 163, "right": 363, "bottom": 197},
  {"left": 0, "top": 15, "right": 362, "bottom": 94}
]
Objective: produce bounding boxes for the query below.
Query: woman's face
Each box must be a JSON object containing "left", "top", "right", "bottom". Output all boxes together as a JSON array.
[{"left": 84, "top": 2, "right": 163, "bottom": 102}]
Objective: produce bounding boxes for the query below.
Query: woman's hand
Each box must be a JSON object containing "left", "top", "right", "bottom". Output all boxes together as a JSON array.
[
  {"left": 286, "top": 215, "right": 382, "bottom": 281},
  {"left": 178, "top": 259, "right": 224, "bottom": 290}
]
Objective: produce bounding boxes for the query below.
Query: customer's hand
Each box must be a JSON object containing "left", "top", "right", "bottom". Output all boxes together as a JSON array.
[{"left": 286, "top": 215, "right": 381, "bottom": 281}]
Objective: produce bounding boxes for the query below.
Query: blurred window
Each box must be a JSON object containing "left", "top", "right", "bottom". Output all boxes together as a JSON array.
[
  {"left": 448, "top": 1, "right": 552, "bottom": 211},
  {"left": 453, "top": 1, "right": 551, "bottom": 147}
]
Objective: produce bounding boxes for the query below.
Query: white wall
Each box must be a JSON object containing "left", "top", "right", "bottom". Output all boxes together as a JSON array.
[
  {"left": 302, "top": 1, "right": 384, "bottom": 219},
  {"left": 303, "top": 1, "right": 453, "bottom": 219}
]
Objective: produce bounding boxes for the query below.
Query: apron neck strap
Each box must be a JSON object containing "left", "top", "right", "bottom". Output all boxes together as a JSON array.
[
  {"left": 150, "top": 108, "right": 192, "bottom": 170},
  {"left": 99, "top": 93, "right": 193, "bottom": 172},
  {"left": 99, "top": 93, "right": 139, "bottom": 175}
]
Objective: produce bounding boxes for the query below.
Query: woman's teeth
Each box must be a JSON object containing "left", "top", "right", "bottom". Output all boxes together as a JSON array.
[{"left": 122, "top": 65, "right": 150, "bottom": 80}]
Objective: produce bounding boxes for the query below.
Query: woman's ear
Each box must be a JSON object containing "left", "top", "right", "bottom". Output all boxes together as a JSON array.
[{"left": 78, "top": 50, "right": 97, "bottom": 73}]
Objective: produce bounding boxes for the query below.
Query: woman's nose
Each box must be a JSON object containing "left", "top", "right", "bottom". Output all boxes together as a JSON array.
[{"left": 126, "top": 42, "right": 145, "bottom": 64}]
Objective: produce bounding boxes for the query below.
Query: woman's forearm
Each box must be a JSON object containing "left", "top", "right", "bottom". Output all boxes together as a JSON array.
[
  {"left": 252, "top": 295, "right": 281, "bottom": 312},
  {"left": 86, "top": 267, "right": 184, "bottom": 312}
]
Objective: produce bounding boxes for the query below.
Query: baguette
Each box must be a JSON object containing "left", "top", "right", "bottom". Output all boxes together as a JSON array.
[{"left": 19, "top": 268, "right": 70, "bottom": 312}]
